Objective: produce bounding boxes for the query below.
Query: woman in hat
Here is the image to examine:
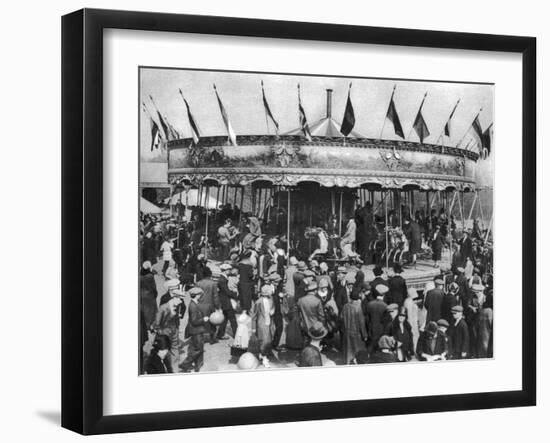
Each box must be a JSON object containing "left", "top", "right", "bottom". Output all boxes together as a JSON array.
[
  {"left": 403, "top": 288, "right": 421, "bottom": 350},
  {"left": 286, "top": 273, "right": 306, "bottom": 350},
  {"left": 341, "top": 287, "right": 368, "bottom": 364},
  {"left": 385, "top": 306, "right": 414, "bottom": 362},
  {"left": 251, "top": 285, "right": 275, "bottom": 359},
  {"left": 140, "top": 261, "right": 158, "bottom": 329},
  {"left": 144, "top": 334, "right": 172, "bottom": 374}
]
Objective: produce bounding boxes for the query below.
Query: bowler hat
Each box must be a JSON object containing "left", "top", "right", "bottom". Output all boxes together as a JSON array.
[
  {"left": 306, "top": 281, "right": 318, "bottom": 293},
  {"left": 451, "top": 305, "right": 464, "bottom": 313},
  {"left": 308, "top": 322, "right": 328, "bottom": 340},
  {"left": 375, "top": 284, "right": 389, "bottom": 295},
  {"left": 437, "top": 319, "right": 449, "bottom": 328}
]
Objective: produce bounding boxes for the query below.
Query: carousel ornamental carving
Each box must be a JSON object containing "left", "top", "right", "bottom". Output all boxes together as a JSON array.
[{"left": 272, "top": 143, "right": 300, "bottom": 167}]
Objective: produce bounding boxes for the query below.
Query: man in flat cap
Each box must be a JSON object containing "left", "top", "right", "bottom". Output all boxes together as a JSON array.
[
  {"left": 424, "top": 277, "right": 445, "bottom": 324},
  {"left": 298, "top": 281, "right": 326, "bottom": 338},
  {"left": 388, "top": 263, "right": 408, "bottom": 307},
  {"left": 216, "top": 263, "right": 239, "bottom": 340},
  {"left": 179, "top": 287, "right": 210, "bottom": 372},
  {"left": 448, "top": 305, "right": 469, "bottom": 359},
  {"left": 365, "top": 284, "right": 389, "bottom": 354}
]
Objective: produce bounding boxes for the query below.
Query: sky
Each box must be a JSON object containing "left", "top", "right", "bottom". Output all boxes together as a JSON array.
[{"left": 139, "top": 68, "right": 494, "bottom": 186}]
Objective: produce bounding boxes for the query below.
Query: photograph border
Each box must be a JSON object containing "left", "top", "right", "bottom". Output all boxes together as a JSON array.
[{"left": 62, "top": 8, "right": 536, "bottom": 435}]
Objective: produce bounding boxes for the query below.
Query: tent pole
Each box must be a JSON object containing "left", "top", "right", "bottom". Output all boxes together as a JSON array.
[{"left": 239, "top": 186, "right": 244, "bottom": 226}]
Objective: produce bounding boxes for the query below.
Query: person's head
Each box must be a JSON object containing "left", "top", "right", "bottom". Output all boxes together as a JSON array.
[
  {"left": 203, "top": 266, "right": 212, "bottom": 278},
  {"left": 393, "top": 263, "right": 403, "bottom": 274},
  {"left": 146, "top": 231, "right": 152, "bottom": 239},
  {"left": 386, "top": 303, "right": 399, "bottom": 320},
  {"left": 373, "top": 266, "right": 383, "bottom": 277},
  {"left": 188, "top": 287, "right": 203, "bottom": 301},
  {"left": 219, "top": 263, "right": 232, "bottom": 276},
  {"left": 378, "top": 335, "right": 395, "bottom": 351},
  {"left": 317, "top": 279, "right": 329, "bottom": 301},
  {"left": 306, "top": 281, "right": 318, "bottom": 295},
  {"left": 336, "top": 266, "right": 347, "bottom": 281},
  {"left": 261, "top": 285, "right": 273, "bottom": 298},
  {"left": 303, "top": 270, "right": 316, "bottom": 286},
  {"left": 308, "top": 322, "right": 327, "bottom": 344},
  {"left": 224, "top": 218, "right": 232, "bottom": 227},
  {"left": 434, "top": 277, "right": 444, "bottom": 288},
  {"left": 152, "top": 334, "right": 171, "bottom": 359},
  {"left": 448, "top": 282, "right": 460, "bottom": 296},
  {"left": 426, "top": 321, "right": 438, "bottom": 337},
  {"left": 289, "top": 256, "right": 298, "bottom": 266},
  {"left": 437, "top": 319, "right": 449, "bottom": 334},
  {"left": 397, "top": 306, "right": 407, "bottom": 323},
  {"left": 376, "top": 284, "right": 389, "bottom": 299}
]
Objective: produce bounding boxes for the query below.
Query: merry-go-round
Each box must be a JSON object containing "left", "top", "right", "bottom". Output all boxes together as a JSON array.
[{"left": 165, "top": 90, "right": 486, "bottom": 289}]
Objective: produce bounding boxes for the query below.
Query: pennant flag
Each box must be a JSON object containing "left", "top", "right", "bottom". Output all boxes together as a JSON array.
[
  {"left": 460, "top": 110, "right": 484, "bottom": 151},
  {"left": 166, "top": 119, "right": 180, "bottom": 140},
  {"left": 149, "top": 118, "right": 162, "bottom": 151},
  {"left": 444, "top": 99, "right": 460, "bottom": 137},
  {"left": 179, "top": 89, "right": 201, "bottom": 144},
  {"left": 298, "top": 84, "right": 312, "bottom": 142},
  {"left": 213, "top": 84, "right": 238, "bottom": 146},
  {"left": 261, "top": 81, "right": 280, "bottom": 135},
  {"left": 481, "top": 123, "right": 493, "bottom": 159},
  {"left": 149, "top": 95, "right": 170, "bottom": 141},
  {"left": 340, "top": 83, "right": 356, "bottom": 137},
  {"left": 385, "top": 87, "right": 404, "bottom": 138},
  {"left": 412, "top": 93, "right": 430, "bottom": 143},
  {"left": 143, "top": 101, "right": 163, "bottom": 150}
]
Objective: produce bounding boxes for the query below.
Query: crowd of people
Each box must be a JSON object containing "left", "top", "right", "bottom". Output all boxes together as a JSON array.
[{"left": 139, "top": 198, "right": 493, "bottom": 374}]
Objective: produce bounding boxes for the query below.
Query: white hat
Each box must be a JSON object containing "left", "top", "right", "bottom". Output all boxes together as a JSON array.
[
  {"left": 164, "top": 279, "right": 180, "bottom": 291},
  {"left": 376, "top": 284, "right": 389, "bottom": 294},
  {"left": 219, "top": 263, "right": 232, "bottom": 271},
  {"left": 142, "top": 261, "right": 152, "bottom": 270}
]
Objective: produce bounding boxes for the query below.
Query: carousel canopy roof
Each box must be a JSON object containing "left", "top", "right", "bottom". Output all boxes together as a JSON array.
[{"left": 284, "top": 116, "right": 365, "bottom": 138}]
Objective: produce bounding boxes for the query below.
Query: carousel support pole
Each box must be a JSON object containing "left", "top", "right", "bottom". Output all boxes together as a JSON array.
[
  {"left": 478, "top": 189, "right": 486, "bottom": 229},
  {"left": 338, "top": 190, "right": 343, "bottom": 237},
  {"left": 410, "top": 190, "right": 415, "bottom": 219},
  {"left": 384, "top": 190, "right": 389, "bottom": 270},
  {"left": 456, "top": 191, "right": 465, "bottom": 231},
  {"left": 214, "top": 185, "right": 221, "bottom": 219},
  {"left": 204, "top": 186, "right": 210, "bottom": 260},
  {"left": 484, "top": 212, "right": 493, "bottom": 243},
  {"left": 287, "top": 188, "right": 291, "bottom": 258},
  {"left": 276, "top": 187, "right": 280, "bottom": 226},
  {"left": 239, "top": 186, "right": 244, "bottom": 226},
  {"left": 233, "top": 186, "right": 238, "bottom": 206},
  {"left": 468, "top": 190, "right": 478, "bottom": 221}
]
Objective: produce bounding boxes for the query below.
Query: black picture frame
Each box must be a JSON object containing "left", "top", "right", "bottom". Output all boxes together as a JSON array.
[{"left": 62, "top": 8, "right": 536, "bottom": 435}]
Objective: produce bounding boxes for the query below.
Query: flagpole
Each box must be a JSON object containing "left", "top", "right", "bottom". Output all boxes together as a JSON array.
[
  {"left": 261, "top": 80, "right": 270, "bottom": 135},
  {"left": 436, "top": 99, "right": 460, "bottom": 147},
  {"left": 379, "top": 85, "right": 396, "bottom": 139},
  {"left": 456, "top": 107, "right": 483, "bottom": 149},
  {"left": 178, "top": 89, "right": 193, "bottom": 142},
  {"left": 407, "top": 92, "right": 428, "bottom": 140}
]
